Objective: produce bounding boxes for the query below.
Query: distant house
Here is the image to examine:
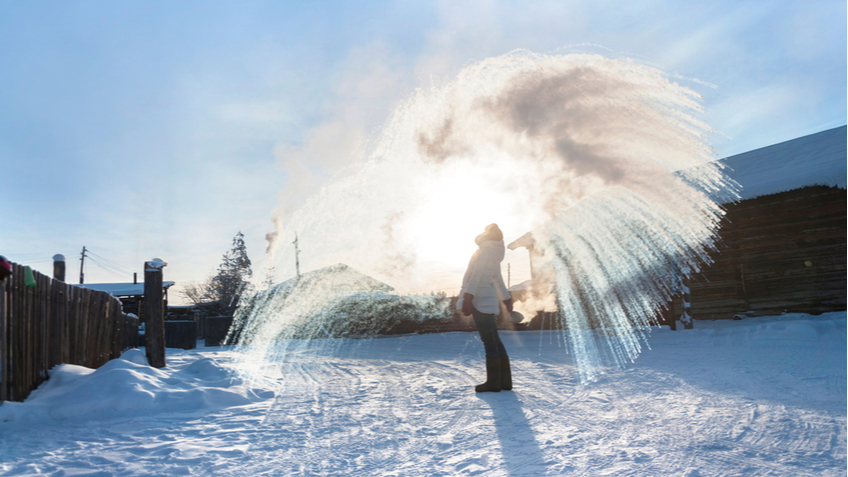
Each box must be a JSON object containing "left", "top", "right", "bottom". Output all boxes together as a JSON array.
[
  {"left": 79, "top": 280, "right": 176, "bottom": 322},
  {"left": 509, "top": 126, "right": 847, "bottom": 321}
]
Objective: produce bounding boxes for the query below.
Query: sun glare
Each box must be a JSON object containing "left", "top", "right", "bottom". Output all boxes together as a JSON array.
[{"left": 397, "top": 158, "right": 534, "bottom": 290}]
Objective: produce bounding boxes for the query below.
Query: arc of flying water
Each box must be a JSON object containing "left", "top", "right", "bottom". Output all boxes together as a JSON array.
[{"left": 233, "top": 50, "right": 738, "bottom": 384}]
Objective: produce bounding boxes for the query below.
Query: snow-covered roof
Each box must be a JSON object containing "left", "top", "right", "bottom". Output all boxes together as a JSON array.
[
  {"left": 508, "top": 232, "right": 536, "bottom": 251},
  {"left": 716, "top": 126, "right": 846, "bottom": 201},
  {"left": 508, "top": 279, "right": 533, "bottom": 292},
  {"left": 79, "top": 281, "right": 176, "bottom": 297}
]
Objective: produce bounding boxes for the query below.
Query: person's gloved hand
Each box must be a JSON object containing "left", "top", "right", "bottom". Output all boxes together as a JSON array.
[
  {"left": 462, "top": 293, "right": 475, "bottom": 316},
  {"left": 503, "top": 298, "right": 514, "bottom": 313}
]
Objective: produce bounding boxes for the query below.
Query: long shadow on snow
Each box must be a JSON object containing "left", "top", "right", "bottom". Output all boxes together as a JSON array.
[{"left": 478, "top": 391, "right": 548, "bottom": 476}]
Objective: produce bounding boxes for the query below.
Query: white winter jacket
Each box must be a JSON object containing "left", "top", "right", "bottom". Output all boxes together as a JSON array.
[{"left": 457, "top": 240, "right": 510, "bottom": 315}]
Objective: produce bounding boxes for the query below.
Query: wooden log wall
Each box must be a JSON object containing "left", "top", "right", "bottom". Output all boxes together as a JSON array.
[
  {"left": 677, "top": 185, "right": 846, "bottom": 320},
  {"left": 0, "top": 262, "right": 139, "bottom": 402}
]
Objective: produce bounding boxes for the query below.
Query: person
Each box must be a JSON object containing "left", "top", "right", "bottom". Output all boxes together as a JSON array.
[{"left": 458, "top": 223, "right": 514, "bottom": 393}]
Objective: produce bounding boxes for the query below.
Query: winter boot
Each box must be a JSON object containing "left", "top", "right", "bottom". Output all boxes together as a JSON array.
[
  {"left": 475, "top": 357, "right": 502, "bottom": 393},
  {"left": 500, "top": 355, "right": 512, "bottom": 391}
]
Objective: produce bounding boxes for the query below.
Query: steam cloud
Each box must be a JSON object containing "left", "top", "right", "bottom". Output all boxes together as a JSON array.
[{"left": 242, "top": 50, "right": 737, "bottom": 382}]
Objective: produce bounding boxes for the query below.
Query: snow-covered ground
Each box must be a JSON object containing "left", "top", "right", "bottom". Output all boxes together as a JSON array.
[{"left": 1, "top": 312, "right": 845, "bottom": 476}]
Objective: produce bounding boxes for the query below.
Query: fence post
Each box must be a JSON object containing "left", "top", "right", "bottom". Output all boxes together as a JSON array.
[
  {"left": 144, "top": 259, "right": 167, "bottom": 368},
  {"left": 52, "top": 254, "right": 66, "bottom": 282}
]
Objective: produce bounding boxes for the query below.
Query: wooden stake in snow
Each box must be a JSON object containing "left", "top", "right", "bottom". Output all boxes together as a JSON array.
[{"left": 144, "top": 258, "right": 167, "bottom": 368}]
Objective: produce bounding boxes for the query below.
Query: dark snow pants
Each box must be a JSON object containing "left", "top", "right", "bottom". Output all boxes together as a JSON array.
[{"left": 473, "top": 309, "right": 507, "bottom": 358}]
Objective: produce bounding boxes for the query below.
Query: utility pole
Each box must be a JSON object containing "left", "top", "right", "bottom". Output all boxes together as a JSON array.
[
  {"left": 79, "top": 246, "right": 87, "bottom": 284},
  {"left": 293, "top": 233, "right": 301, "bottom": 279}
]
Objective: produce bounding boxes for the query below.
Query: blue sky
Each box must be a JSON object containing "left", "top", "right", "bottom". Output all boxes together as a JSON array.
[{"left": 1, "top": 0, "right": 845, "bottom": 300}]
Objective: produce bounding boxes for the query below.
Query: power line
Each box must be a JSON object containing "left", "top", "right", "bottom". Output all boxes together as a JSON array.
[
  {"left": 86, "top": 250, "right": 135, "bottom": 275},
  {"left": 86, "top": 255, "right": 131, "bottom": 281}
]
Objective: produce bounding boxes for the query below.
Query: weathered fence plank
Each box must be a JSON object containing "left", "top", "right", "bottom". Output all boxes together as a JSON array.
[
  {"left": 77, "top": 287, "right": 91, "bottom": 366},
  {"left": 1, "top": 276, "right": 7, "bottom": 402},
  {"left": 66, "top": 285, "right": 78, "bottom": 365},
  {"left": 37, "top": 272, "right": 50, "bottom": 386},
  {"left": 88, "top": 292, "right": 105, "bottom": 368},
  {"left": 49, "top": 280, "right": 64, "bottom": 368},
  {"left": 108, "top": 301, "right": 120, "bottom": 362},
  {"left": 23, "top": 265, "right": 33, "bottom": 400}
]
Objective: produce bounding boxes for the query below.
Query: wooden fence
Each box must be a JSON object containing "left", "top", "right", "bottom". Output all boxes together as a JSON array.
[{"left": 0, "top": 262, "right": 138, "bottom": 402}]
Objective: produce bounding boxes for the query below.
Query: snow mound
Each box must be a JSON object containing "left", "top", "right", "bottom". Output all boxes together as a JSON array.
[
  {"left": 0, "top": 348, "right": 273, "bottom": 425},
  {"left": 121, "top": 348, "right": 149, "bottom": 365}
]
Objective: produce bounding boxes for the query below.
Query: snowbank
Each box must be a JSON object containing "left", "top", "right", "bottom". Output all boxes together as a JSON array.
[{"left": 0, "top": 348, "right": 273, "bottom": 425}]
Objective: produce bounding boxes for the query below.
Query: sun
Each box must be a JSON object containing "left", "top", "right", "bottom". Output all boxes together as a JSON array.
[{"left": 395, "top": 159, "right": 534, "bottom": 291}]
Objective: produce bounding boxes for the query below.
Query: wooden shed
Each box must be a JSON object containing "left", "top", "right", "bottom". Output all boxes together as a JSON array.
[{"left": 675, "top": 126, "right": 846, "bottom": 319}]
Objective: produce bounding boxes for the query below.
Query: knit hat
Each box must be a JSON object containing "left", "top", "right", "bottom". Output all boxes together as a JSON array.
[{"left": 475, "top": 223, "right": 504, "bottom": 245}]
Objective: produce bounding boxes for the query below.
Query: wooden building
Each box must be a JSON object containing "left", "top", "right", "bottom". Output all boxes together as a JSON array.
[
  {"left": 680, "top": 185, "right": 845, "bottom": 319},
  {"left": 675, "top": 126, "right": 846, "bottom": 319}
]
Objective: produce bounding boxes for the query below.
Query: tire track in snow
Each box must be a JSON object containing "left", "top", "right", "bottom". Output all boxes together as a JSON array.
[
  {"left": 236, "top": 326, "right": 845, "bottom": 476},
  {"left": 3, "top": 322, "right": 843, "bottom": 476},
  {"left": 257, "top": 356, "right": 482, "bottom": 475},
  {"left": 520, "top": 363, "right": 845, "bottom": 476}
]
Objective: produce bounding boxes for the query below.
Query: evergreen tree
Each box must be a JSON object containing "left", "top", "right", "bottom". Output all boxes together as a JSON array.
[
  {"left": 214, "top": 231, "right": 253, "bottom": 312},
  {"left": 182, "top": 231, "right": 253, "bottom": 315}
]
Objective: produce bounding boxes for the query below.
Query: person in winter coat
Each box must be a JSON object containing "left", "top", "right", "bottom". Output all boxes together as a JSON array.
[{"left": 457, "top": 223, "right": 514, "bottom": 392}]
